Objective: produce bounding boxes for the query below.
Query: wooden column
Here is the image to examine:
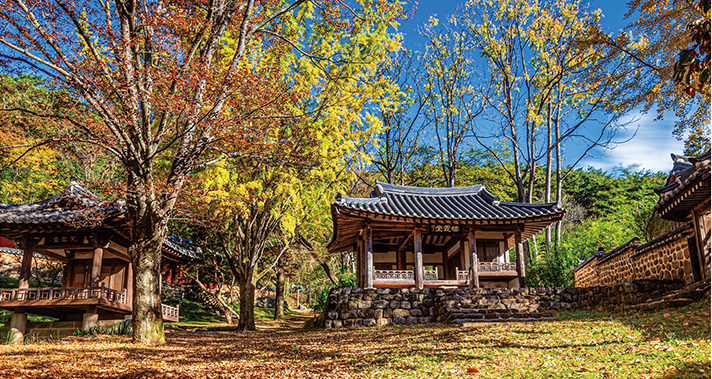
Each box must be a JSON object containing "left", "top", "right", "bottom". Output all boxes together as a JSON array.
[
  {"left": 355, "top": 242, "right": 362, "bottom": 287},
  {"left": 468, "top": 229, "right": 479, "bottom": 288},
  {"left": 63, "top": 252, "right": 75, "bottom": 288},
  {"left": 18, "top": 236, "right": 34, "bottom": 289},
  {"left": 460, "top": 236, "right": 469, "bottom": 272},
  {"left": 365, "top": 224, "right": 373, "bottom": 289},
  {"left": 396, "top": 247, "right": 403, "bottom": 270},
  {"left": 515, "top": 226, "right": 526, "bottom": 288},
  {"left": 90, "top": 234, "right": 104, "bottom": 287},
  {"left": 414, "top": 228, "right": 423, "bottom": 289},
  {"left": 396, "top": 231, "right": 412, "bottom": 271}
]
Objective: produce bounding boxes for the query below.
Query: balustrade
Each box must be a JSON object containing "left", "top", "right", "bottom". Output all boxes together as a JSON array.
[
  {"left": 479, "top": 262, "right": 517, "bottom": 272},
  {"left": 373, "top": 269, "right": 414, "bottom": 282},
  {"left": 161, "top": 303, "right": 180, "bottom": 322},
  {"left": 0, "top": 285, "right": 127, "bottom": 304}
]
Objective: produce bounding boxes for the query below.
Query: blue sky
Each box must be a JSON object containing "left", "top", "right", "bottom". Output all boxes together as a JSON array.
[{"left": 394, "top": 0, "right": 684, "bottom": 174}]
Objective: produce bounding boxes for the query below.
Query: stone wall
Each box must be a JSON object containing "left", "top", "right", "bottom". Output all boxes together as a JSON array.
[
  {"left": 323, "top": 278, "right": 686, "bottom": 329},
  {"left": 574, "top": 226, "right": 695, "bottom": 288},
  {"left": 324, "top": 287, "right": 436, "bottom": 328}
]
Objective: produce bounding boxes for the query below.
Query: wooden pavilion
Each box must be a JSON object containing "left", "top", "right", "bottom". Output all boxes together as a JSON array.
[
  {"left": 0, "top": 182, "right": 203, "bottom": 340},
  {"left": 654, "top": 151, "right": 711, "bottom": 281},
  {"left": 327, "top": 182, "right": 565, "bottom": 289}
]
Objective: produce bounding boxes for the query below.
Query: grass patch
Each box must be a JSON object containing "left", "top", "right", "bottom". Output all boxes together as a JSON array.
[
  {"left": 0, "top": 298, "right": 708, "bottom": 378},
  {"left": 162, "top": 296, "right": 298, "bottom": 330}
]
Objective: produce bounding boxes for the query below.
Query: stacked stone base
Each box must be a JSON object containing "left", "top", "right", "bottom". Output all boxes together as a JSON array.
[
  {"left": 324, "top": 288, "right": 436, "bottom": 329},
  {"left": 323, "top": 278, "right": 695, "bottom": 329}
]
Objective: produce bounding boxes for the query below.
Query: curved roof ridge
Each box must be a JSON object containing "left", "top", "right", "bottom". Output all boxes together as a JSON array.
[
  {"left": 336, "top": 195, "right": 384, "bottom": 204},
  {"left": 0, "top": 182, "right": 109, "bottom": 210},
  {"left": 375, "top": 181, "right": 485, "bottom": 196}
]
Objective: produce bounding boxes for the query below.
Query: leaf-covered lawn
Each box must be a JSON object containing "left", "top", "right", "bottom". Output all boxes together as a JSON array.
[{"left": 1, "top": 301, "right": 709, "bottom": 378}]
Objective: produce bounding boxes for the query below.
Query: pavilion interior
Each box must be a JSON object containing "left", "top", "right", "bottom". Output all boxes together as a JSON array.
[{"left": 368, "top": 229, "right": 517, "bottom": 288}]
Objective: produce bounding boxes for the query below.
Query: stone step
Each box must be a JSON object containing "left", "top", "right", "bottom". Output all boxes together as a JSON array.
[
  {"left": 629, "top": 298, "right": 694, "bottom": 311},
  {"left": 452, "top": 317, "right": 556, "bottom": 326}
]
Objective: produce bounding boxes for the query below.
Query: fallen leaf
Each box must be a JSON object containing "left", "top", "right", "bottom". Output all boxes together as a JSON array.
[{"left": 467, "top": 367, "right": 479, "bottom": 374}]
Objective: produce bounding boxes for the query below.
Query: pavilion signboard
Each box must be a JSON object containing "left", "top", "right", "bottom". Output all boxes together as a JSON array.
[{"left": 429, "top": 224, "right": 461, "bottom": 234}]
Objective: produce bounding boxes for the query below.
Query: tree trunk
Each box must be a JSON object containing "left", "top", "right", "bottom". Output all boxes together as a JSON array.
[
  {"left": 189, "top": 269, "right": 238, "bottom": 324},
  {"left": 237, "top": 278, "right": 256, "bottom": 331},
  {"left": 545, "top": 108, "right": 552, "bottom": 256},
  {"left": 554, "top": 108, "right": 563, "bottom": 248},
  {"left": 274, "top": 271, "right": 285, "bottom": 320},
  {"left": 129, "top": 220, "right": 166, "bottom": 345}
]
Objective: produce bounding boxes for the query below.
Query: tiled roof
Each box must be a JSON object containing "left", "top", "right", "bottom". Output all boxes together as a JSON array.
[
  {"left": 0, "top": 182, "right": 125, "bottom": 225},
  {"left": 0, "top": 246, "right": 51, "bottom": 259},
  {"left": 335, "top": 182, "right": 563, "bottom": 220},
  {"left": 596, "top": 238, "right": 641, "bottom": 265},
  {"left": 0, "top": 183, "right": 204, "bottom": 263},
  {"left": 164, "top": 236, "right": 205, "bottom": 262},
  {"left": 654, "top": 151, "right": 711, "bottom": 221}
]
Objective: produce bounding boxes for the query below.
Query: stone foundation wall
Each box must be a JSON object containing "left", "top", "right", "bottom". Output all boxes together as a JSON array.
[
  {"left": 323, "top": 278, "right": 685, "bottom": 329},
  {"left": 575, "top": 227, "right": 695, "bottom": 288},
  {"left": 324, "top": 288, "right": 437, "bottom": 328}
]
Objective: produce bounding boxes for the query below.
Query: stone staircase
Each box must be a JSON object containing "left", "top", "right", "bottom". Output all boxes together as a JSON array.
[
  {"left": 629, "top": 280, "right": 710, "bottom": 311},
  {"left": 433, "top": 288, "right": 556, "bottom": 326}
]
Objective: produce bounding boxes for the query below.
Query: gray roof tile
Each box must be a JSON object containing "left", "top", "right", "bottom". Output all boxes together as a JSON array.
[
  {"left": 0, "top": 184, "right": 203, "bottom": 262},
  {"left": 335, "top": 181, "right": 562, "bottom": 220},
  {"left": 0, "top": 183, "right": 125, "bottom": 225}
]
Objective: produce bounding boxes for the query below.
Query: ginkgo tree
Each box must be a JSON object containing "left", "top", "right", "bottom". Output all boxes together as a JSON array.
[{"left": 0, "top": 0, "right": 403, "bottom": 344}]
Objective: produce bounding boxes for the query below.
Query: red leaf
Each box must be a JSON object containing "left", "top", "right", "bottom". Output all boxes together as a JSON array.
[{"left": 467, "top": 368, "right": 480, "bottom": 374}]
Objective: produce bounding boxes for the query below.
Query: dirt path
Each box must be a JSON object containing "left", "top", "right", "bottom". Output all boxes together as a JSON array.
[{"left": 256, "top": 309, "right": 317, "bottom": 332}]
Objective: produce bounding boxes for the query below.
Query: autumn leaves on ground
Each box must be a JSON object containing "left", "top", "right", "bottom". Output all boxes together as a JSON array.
[{"left": 1, "top": 301, "right": 709, "bottom": 379}]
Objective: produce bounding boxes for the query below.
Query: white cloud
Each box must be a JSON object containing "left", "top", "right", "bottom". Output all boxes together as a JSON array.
[{"left": 578, "top": 112, "right": 685, "bottom": 174}]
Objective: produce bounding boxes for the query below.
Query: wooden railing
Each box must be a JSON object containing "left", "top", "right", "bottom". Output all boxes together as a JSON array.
[
  {"left": 0, "top": 285, "right": 127, "bottom": 304},
  {"left": 372, "top": 262, "right": 516, "bottom": 285},
  {"left": 374, "top": 269, "right": 414, "bottom": 282},
  {"left": 424, "top": 267, "right": 438, "bottom": 281},
  {"left": 479, "top": 262, "right": 517, "bottom": 272},
  {"left": 162, "top": 303, "right": 180, "bottom": 322},
  {"left": 456, "top": 268, "right": 469, "bottom": 282}
]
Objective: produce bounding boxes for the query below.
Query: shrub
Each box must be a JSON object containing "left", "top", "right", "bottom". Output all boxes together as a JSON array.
[{"left": 527, "top": 247, "right": 578, "bottom": 287}]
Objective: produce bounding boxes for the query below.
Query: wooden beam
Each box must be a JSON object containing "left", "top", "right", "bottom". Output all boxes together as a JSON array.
[
  {"left": 365, "top": 223, "right": 373, "bottom": 289},
  {"left": 515, "top": 226, "right": 526, "bottom": 288},
  {"left": 468, "top": 229, "right": 479, "bottom": 288},
  {"left": 33, "top": 249, "right": 68, "bottom": 262},
  {"left": 414, "top": 228, "right": 423, "bottom": 289}
]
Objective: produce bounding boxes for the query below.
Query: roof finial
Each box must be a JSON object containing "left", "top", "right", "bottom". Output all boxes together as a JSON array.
[{"left": 69, "top": 177, "right": 79, "bottom": 187}]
